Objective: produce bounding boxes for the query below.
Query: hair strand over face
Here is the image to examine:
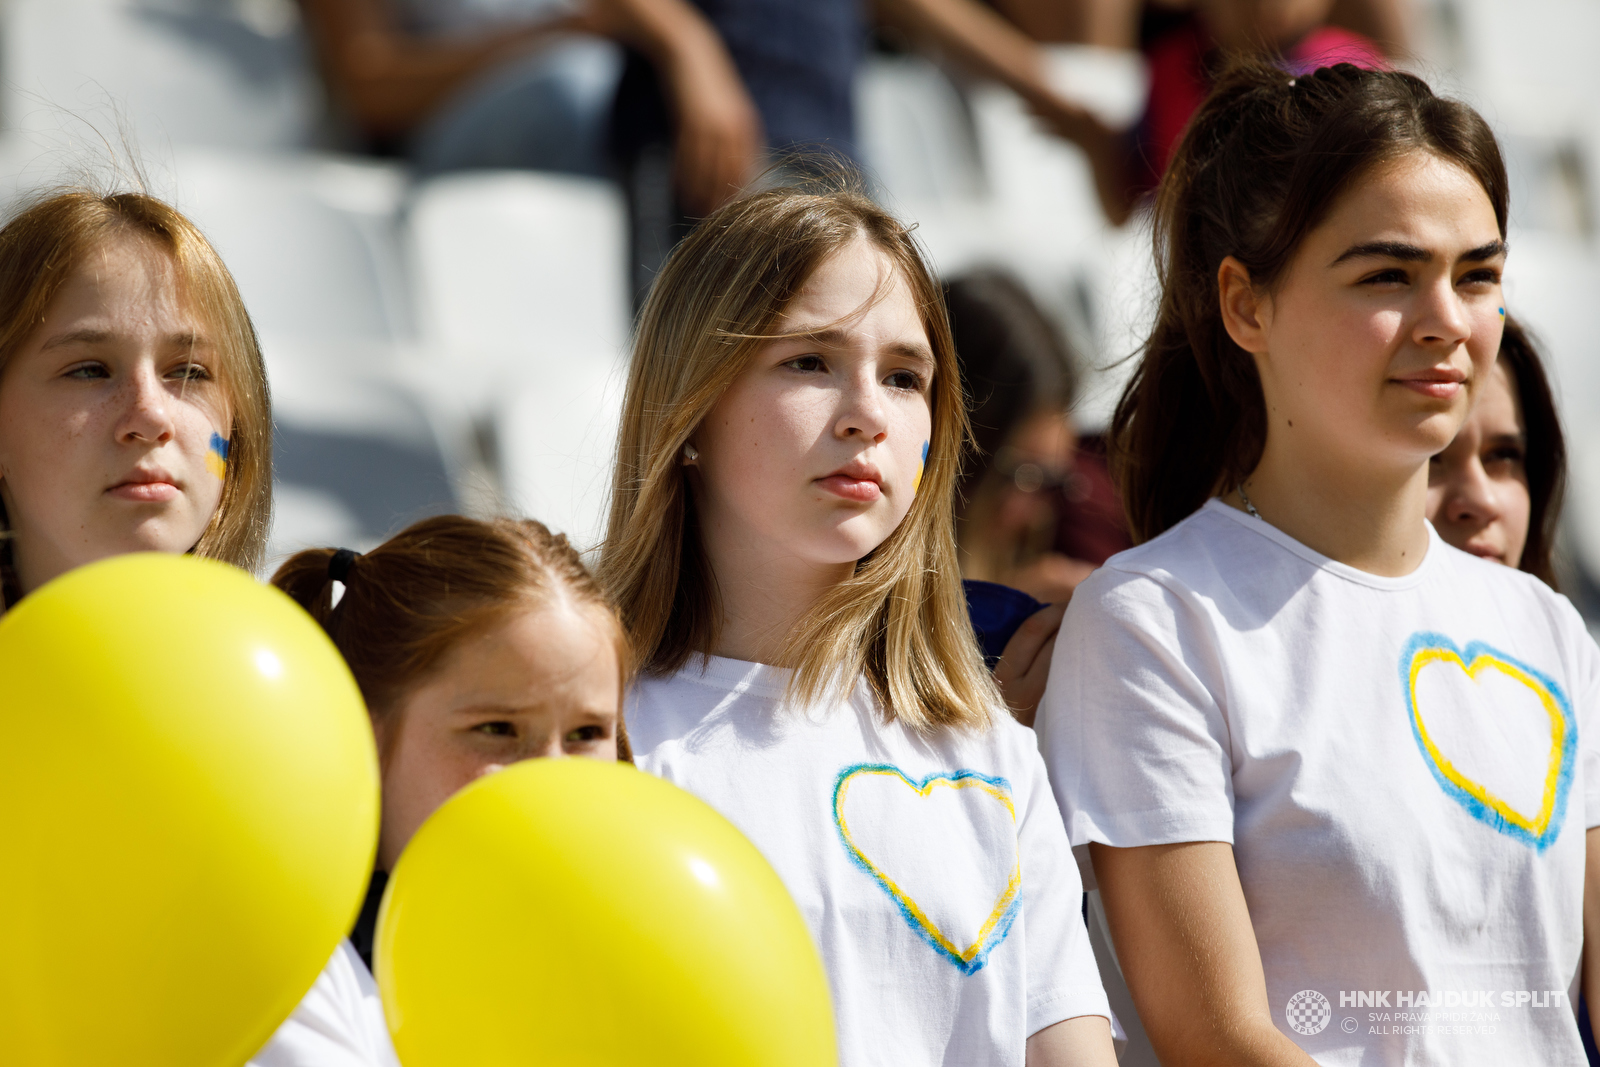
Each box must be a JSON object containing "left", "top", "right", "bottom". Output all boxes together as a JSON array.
[{"left": 598, "top": 180, "right": 1000, "bottom": 731}]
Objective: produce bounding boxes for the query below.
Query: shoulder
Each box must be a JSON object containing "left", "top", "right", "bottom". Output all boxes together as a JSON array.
[
  {"left": 626, "top": 656, "right": 791, "bottom": 762},
  {"left": 1071, "top": 503, "right": 1257, "bottom": 614}
]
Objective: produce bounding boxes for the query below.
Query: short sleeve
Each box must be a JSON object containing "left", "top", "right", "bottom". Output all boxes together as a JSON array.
[
  {"left": 1035, "top": 565, "right": 1236, "bottom": 848},
  {"left": 1009, "top": 732, "right": 1114, "bottom": 1037},
  {"left": 1568, "top": 609, "right": 1600, "bottom": 830}
]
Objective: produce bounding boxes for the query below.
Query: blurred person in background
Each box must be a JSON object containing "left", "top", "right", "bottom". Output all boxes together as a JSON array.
[
  {"left": 1427, "top": 315, "right": 1566, "bottom": 587},
  {"left": 990, "top": 0, "right": 1408, "bottom": 57},
  {"left": 985, "top": 0, "right": 1400, "bottom": 222},
  {"left": 947, "top": 270, "right": 1135, "bottom": 726},
  {"left": 947, "top": 269, "right": 1097, "bottom": 604},
  {"left": 298, "top": 0, "right": 1164, "bottom": 296}
]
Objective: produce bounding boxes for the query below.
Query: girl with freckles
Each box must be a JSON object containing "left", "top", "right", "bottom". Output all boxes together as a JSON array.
[
  {"left": 0, "top": 189, "right": 271, "bottom": 606},
  {"left": 1037, "top": 63, "right": 1600, "bottom": 1066},
  {"left": 600, "top": 184, "right": 1117, "bottom": 1066}
]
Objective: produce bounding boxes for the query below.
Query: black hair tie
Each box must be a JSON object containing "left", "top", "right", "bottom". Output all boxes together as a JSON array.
[{"left": 328, "top": 548, "right": 360, "bottom": 584}]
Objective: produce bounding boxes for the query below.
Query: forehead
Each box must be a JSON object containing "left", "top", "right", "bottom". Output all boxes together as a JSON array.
[
  {"left": 778, "top": 236, "right": 924, "bottom": 335},
  {"left": 48, "top": 232, "right": 192, "bottom": 323},
  {"left": 1308, "top": 152, "right": 1501, "bottom": 257}
]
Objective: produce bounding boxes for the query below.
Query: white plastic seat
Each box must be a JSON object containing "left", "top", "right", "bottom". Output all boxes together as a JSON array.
[
  {"left": 405, "top": 171, "right": 631, "bottom": 545},
  {"left": 165, "top": 149, "right": 413, "bottom": 349},
  {"left": 3, "top": 0, "right": 318, "bottom": 152},
  {"left": 855, "top": 54, "right": 986, "bottom": 208},
  {"left": 263, "top": 340, "right": 477, "bottom": 573},
  {"left": 406, "top": 170, "right": 631, "bottom": 403}
]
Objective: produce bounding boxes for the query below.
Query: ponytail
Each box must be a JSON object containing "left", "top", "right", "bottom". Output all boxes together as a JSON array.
[
  {"left": 272, "top": 516, "right": 631, "bottom": 728},
  {"left": 1112, "top": 60, "right": 1509, "bottom": 542}
]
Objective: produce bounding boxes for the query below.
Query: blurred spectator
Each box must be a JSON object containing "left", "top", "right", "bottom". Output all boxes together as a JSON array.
[
  {"left": 297, "top": 0, "right": 621, "bottom": 176},
  {"left": 1427, "top": 316, "right": 1567, "bottom": 588},
  {"left": 989, "top": 0, "right": 1409, "bottom": 55},
  {"left": 1003, "top": 0, "right": 1392, "bottom": 222},
  {"left": 947, "top": 269, "right": 1118, "bottom": 603},
  {"left": 300, "top": 0, "right": 1153, "bottom": 297}
]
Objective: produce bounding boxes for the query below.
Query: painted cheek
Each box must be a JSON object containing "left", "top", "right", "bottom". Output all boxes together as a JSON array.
[
  {"left": 205, "top": 431, "right": 229, "bottom": 481},
  {"left": 912, "top": 440, "right": 929, "bottom": 494}
]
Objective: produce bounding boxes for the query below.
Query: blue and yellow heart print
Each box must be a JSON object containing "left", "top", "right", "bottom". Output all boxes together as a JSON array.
[
  {"left": 1400, "top": 632, "right": 1575, "bottom": 851},
  {"left": 911, "top": 441, "right": 929, "bottom": 494},
  {"left": 832, "top": 763, "right": 1021, "bottom": 975}
]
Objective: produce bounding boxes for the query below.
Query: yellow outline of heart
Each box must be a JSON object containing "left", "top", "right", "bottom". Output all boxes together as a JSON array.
[
  {"left": 1407, "top": 647, "right": 1567, "bottom": 839},
  {"left": 832, "top": 765, "right": 1020, "bottom": 974}
]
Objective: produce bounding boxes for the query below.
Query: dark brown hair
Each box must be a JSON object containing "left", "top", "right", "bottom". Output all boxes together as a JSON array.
[
  {"left": 1112, "top": 60, "right": 1509, "bottom": 541},
  {"left": 1497, "top": 316, "right": 1566, "bottom": 588},
  {"left": 945, "top": 268, "right": 1077, "bottom": 494},
  {"left": 272, "top": 515, "right": 631, "bottom": 756}
]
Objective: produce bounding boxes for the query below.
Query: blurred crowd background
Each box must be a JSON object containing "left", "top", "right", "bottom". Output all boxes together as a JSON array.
[{"left": 5, "top": 0, "right": 1596, "bottom": 629}]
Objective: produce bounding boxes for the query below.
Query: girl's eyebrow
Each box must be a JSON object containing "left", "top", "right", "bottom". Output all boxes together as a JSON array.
[
  {"left": 1331, "top": 239, "right": 1508, "bottom": 266},
  {"left": 40, "top": 327, "right": 114, "bottom": 349},
  {"left": 41, "top": 328, "right": 210, "bottom": 351},
  {"left": 778, "top": 325, "right": 933, "bottom": 359},
  {"left": 449, "top": 702, "right": 529, "bottom": 718}
]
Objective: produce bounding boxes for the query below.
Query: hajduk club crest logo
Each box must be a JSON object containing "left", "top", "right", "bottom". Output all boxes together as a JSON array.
[{"left": 1286, "top": 989, "right": 1332, "bottom": 1036}]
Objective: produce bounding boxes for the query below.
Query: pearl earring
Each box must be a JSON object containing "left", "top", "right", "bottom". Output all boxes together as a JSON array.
[{"left": 683, "top": 443, "right": 699, "bottom": 464}]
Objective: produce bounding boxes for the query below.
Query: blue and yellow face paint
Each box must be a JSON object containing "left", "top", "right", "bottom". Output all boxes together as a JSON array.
[
  {"left": 205, "top": 432, "right": 229, "bottom": 481},
  {"left": 1498, "top": 306, "right": 1506, "bottom": 319},
  {"left": 911, "top": 440, "right": 929, "bottom": 494}
]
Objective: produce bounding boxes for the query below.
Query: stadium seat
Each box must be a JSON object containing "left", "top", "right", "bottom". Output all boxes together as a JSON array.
[
  {"left": 405, "top": 171, "right": 631, "bottom": 545},
  {"left": 3, "top": 0, "right": 319, "bottom": 152}
]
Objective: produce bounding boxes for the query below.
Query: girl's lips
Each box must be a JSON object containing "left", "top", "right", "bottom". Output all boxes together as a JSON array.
[
  {"left": 817, "top": 475, "right": 882, "bottom": 502},
  {"left": 108, "top": 481, "right": 179, "bottom": 503},
  {"left": 1395, "top": 379, "right": 1463, "bottom": 400}
]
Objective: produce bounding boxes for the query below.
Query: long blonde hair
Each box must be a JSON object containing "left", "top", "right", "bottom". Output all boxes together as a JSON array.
[
  {"left": 0, "top": 190, "right": 272, "bottom": 577},
  {"left": 599, "top": 181, "right": 999, "bottom": 732}
]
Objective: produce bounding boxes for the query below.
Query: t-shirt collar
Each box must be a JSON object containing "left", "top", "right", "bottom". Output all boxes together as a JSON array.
[{"left": 1200, "top": 497, "right": 1440, "bottom": 592}]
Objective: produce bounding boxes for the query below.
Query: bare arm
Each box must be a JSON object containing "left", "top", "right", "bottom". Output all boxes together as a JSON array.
[
  {"left": 1090, "top": 841, "right": 1319, "bottom": 1067},
  {"left": 298, "top": 0, "right": 581, "bottom": 138},
  {"left": 1025, "top": 1013, "right": 1119, "bottom": 1066},
  {"left": 872, "top": 0, "right": 1134, "bottom": 223},
  {"left": 586, "top": 0, "right": 762, "bottom": 213}
]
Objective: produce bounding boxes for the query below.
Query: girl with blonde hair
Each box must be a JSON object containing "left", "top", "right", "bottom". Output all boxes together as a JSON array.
[
  {"left": 0, "top": 188, "right": 272, "bottom": 604},
  {"left": 601, "top": 181, "right": 1116, "bottom": 1066}
]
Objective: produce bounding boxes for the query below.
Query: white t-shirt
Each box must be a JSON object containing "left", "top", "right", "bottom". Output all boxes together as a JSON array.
[
  {"left": 628, "top": 655, "right": 1112, "bottom": 1067},
  {"left": 1038, "top": 498, "right": 1600, "bottom": 1066},
  {"left": 248, "top": 942, "right": 399, "bottom": 1067}
]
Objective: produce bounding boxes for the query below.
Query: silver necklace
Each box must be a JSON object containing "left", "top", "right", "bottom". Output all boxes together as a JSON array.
[{"left": 1237, "top": 483, "right": 1262, "bottom": 520}]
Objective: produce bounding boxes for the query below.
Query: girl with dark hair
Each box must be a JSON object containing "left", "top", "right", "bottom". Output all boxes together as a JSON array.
[
  {"left": 251, "top": 515, "right": 628, "bottom": 1067},
  {"left": 1428, "top": 315, "right": 1567, "bottom": 587},
  {"left": 1036, "top": 61, "right": 1600, "bottom": 1064}
]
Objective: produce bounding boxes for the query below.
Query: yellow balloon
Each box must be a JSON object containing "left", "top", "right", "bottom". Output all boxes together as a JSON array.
[
  {"left": 0, "top": 554, "right": 380, "bottom": 1067},
  {"left": 377, "top": 758, "right": 838, "bottom": 1067}
]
